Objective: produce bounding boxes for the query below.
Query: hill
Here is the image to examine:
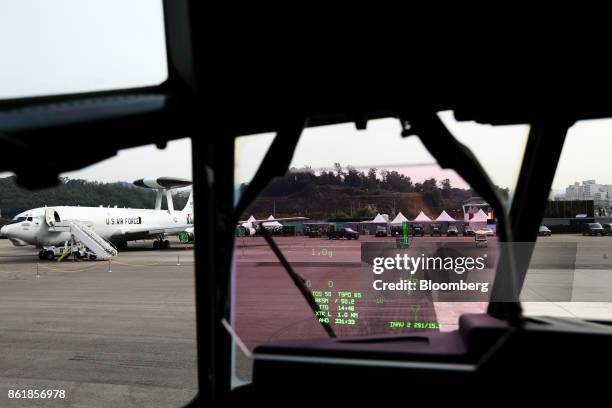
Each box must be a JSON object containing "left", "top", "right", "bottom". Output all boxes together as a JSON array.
[{"left": 240, "top": 165, "right": 502, "bottom": 220}]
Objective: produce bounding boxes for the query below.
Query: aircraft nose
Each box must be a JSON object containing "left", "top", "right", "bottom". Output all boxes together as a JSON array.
[{"left": 0, "top": 225, "right": 7, "bottom": 238}]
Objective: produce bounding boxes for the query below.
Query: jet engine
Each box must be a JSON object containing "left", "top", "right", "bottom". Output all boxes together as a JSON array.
[{"left": 179, "top": 227, "right": 195, "bottom": 244}]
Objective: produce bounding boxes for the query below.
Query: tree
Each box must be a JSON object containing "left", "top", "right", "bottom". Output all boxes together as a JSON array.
[
  {"left": 367, "top": 168, "right": 378, "bottom": 189},
  {"left": 334, "top": 163, "right": 344, "bottom": 182},
  {"left": 344, "top": 166, "right": 362, "bottom": 187},
  {"left": 353, "top": 207, "right": 376, "bottom": 219},
  {"left": 422, "top": 178, "right": 437, "bottom": 192},
  {"left": 440, "top": 178, "right": 452, "bottom": 198},
  {"left": 0, "top": 176, "right": 161, "bottom": 219},
  {"left": 329, "top": 211, "right": 350, "bottom": 219}
]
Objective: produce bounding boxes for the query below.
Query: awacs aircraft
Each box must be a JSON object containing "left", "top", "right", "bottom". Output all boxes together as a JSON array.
[
  {"left": 0, "top": 177, "right": 194, "bottom": 259},
  {"left": 238, "top": 215, "right": 307, "bottom": 235}
]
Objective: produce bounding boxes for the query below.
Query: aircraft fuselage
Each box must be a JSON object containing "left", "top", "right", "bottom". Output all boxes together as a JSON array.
[{"left": 1, "top": 206, "right": 191, "bottom": 247}]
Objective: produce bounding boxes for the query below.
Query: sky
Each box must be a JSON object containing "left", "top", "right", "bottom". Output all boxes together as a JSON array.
[
  {"left": 63, "top": 139, "right": 192, "bottom": 182},
  {"left": 235, "top": 114, "right": 529, "bottom": 192},
  {"left": 2, "top": 1, "right": 612, "bottom": 192},
  {"left": 0, "top": 0, "right": 167, "bottom": 99}
]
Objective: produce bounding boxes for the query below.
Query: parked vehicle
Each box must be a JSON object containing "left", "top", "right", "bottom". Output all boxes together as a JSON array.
[
  {"left": 583, "top": 223, "right": 605, "bottom": 236},
  {"left": 306, "top": 229, "right": 321, "bottom": 238},
  {"left": 603, "top": 223, "right": 612, "bottom": 236},
  {"left": 327, "top": 227, "right": 359, "bottom": 240},
  {"left": 447, "top": 226, "right": 458, "bottom": 236},
  {"left": 430, "top": 224, "right": 442, "bottom": 237},
  {"left": 463, "top": 226, "right": 475, "bottom": 236},
  {"left": 482, "top": 227, "right": 495, "bottom": 236},
  {"left": 538, "top": 225, "right": 552, "bottom": 236},
  {"left": 375, "top": 226, "right": 388, "bottom": 237},
  {"left": 412, "top": 224, "right": 425, "bottom": 237}
]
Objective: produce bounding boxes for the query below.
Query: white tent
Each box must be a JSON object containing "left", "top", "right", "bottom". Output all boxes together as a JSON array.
[
  {"left": 470, "top": 209, "right": 488, "bottom": 223},
  {"left": 241, "top": 215, "right": 257, "bottom": 228},
  {"left": 436, "top": 210, "right": 455, "bottom": 222},
  {"left": 413, "top": 211, "right": 432, "bottom": 222},
  {"left": 370, "top": 213, "right": 387, "bottom": 223},
  {"left": 263, "top": 215, "right": 283, "bottom": 228},
  {"left": 390, "top": 212, "right": 410, "bottom": 225}
]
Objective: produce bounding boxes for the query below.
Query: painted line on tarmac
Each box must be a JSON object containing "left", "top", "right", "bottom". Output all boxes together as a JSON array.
[
  {"left": 37, "top": 263, "right": 102, "bottom": 273},
  {"left": 111, "top": 260, "right": 193, "bottom": 267}
]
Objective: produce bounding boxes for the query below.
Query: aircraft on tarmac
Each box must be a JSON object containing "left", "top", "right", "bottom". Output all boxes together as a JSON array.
[
  {"left": 0, "top": 177, "right": 194, "bottom": 259},
  {"left": 238, "top": 215, "right": 307, "bottom": 236}
]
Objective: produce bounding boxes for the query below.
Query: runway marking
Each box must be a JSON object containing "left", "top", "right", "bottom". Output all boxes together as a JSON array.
[
  {"left": 37, "top": 264, "right": 101, "bottom": 273},
  {"left": 111, "top": 260, "right": 193, "bottom": 267}
]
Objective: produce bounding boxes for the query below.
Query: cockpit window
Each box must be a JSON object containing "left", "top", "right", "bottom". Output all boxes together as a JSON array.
[
  {"left": 526, "top": 118, "right": 612, "bottom": 321},
  {"left": 26, "top": 217, "right": 32, "bottom": 222},
  {"left": 231, "top": 117, "right": 512, "bottom": 383},
  {"left": 0, "top": 0, "right": 167, "bottom": 99},
  {"left": 8, "top": 216, "right": 26, "bottom": 225}
]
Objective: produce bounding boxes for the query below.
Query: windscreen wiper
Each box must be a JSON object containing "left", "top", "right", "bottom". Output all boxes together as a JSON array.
[
  {"left": 232, "top": 117, "right": 335, "bottom": 337},
  {"left": 258, "top": 224, "right": 336, "bottom": 338}
]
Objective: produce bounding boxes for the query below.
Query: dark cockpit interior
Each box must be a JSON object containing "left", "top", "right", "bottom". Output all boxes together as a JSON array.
[{"left": 1, "top": 3, "right": 611, "bottom": 405}]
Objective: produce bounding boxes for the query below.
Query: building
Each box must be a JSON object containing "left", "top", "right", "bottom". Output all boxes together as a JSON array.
[
  {"left": 564, "top": 180, "right": 612, "bottom": 201},
  {"left": 542, "top": 200, "right": 595, "bottom": 233},
  {"left": 562, "top": 180, "right": 612, "bottom": 217}
]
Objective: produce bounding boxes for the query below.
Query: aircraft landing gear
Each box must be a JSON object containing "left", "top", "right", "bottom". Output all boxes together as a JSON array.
[{"left": 153, "top": 239, "right": 171, "bottom": 249}]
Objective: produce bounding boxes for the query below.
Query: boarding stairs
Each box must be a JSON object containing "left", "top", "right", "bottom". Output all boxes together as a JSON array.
[{"left": 53, "top": 221, "right": 118, "bottom": 260}]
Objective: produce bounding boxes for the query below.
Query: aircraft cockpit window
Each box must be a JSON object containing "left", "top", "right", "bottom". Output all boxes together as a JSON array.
[
  {"left": 439, "top": 111, "right": 529, "bottom": 204},
  {"left": 0, "top": 0, "right": 167, "bottom": 99},
  {"left": 232, "top": 117, "right": 508, "bottom": 384},
  {"left": 525, "top": 118, "right": 612, "bottom": 320},
  {"left": 0, "top": 138, "right": 196, "bottom": 406},
  {"left": 8, "top": 216, "right": 26, "bottom": 225}
]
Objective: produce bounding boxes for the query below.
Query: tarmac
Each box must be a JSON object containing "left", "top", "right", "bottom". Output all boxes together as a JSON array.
[
  {"left": 0, "top": 238, "right": 197, "bottom": 408},
  {"left": 1, "top": 233, "right": 612, "bottom": 406}
]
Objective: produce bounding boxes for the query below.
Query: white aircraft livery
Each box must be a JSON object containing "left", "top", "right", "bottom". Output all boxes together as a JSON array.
[
  {"left": 238, "top": 214, "right": 307, "bottom": 235},
  {"left": 0, "top": 177, "right": 194, "bottom": 260}
]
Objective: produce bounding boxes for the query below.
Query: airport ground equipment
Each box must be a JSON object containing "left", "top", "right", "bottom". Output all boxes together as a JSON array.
[
  {"left": 475, "top": 230, "right": 488, "bottom": 248},
  {"left": 47, "top": 221, "right": 118, "bottom": 260},
  {"left": 39, "top": 240, "right": 100, "bottom": 261}
]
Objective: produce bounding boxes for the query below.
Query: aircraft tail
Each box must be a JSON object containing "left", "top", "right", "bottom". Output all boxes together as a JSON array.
[{"left": 182, "top": 189, "right": 194, "bottom": 213}]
